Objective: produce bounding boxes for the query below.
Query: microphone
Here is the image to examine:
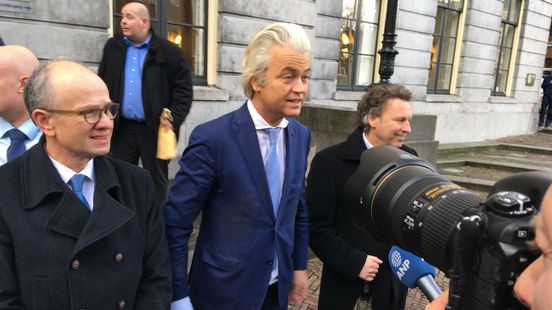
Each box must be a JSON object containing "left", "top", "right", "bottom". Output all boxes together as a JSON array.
[{"left": 388, "top": 246, "right": 442, "bottom": 301}]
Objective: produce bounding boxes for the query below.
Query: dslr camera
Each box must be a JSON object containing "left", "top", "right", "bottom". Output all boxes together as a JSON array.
[{"left": 344, "top": 145, "right": 552, "bottom": 310}]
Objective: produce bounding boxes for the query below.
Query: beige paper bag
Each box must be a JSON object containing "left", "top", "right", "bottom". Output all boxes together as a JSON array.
[{"left": 156, "top": 108, "right": 177, "bottom": 160}]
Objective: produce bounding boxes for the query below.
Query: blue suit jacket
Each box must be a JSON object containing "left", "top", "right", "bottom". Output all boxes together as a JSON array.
[{"left": 165, "top": 103, "right": 311, "bottom": 309}]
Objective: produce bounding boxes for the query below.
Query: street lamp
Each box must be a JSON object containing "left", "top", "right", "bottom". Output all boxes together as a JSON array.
[{"left": 377, "top": 0, "right": 399, "bottom": 84}]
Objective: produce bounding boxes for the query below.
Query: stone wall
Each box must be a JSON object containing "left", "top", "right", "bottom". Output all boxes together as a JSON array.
[{"left": 0, "top": 0, "right": 109, "bottom": 66}]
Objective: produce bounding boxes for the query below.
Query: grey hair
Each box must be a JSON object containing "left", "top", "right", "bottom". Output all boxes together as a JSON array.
[
  {"left": 24, "top": 61, "right": 56, "bottom": 113},
  {"left": 241, "top": 22, "right": 312, "bottom": 98}
]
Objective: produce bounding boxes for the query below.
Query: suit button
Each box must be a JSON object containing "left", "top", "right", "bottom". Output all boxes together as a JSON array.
[
  {"left": 117, "top": 299, "right": 126, "bottom": 309},
  {"left": 267, "top": 260, "right": 273, "bottom": 265},
  {"left": 71, "top": 259, "right": 80, "bottom": 270},
  {"left": 114, "top": 252, "right": 124, "bottom": 263}
]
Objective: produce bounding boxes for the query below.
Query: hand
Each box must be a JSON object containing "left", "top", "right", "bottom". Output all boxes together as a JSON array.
[
  {"left": 359, "top": 255, "right": 383, "bottom": 282},
  {"left": 425, "top": 289, "right": 448, "bottom": 310},
  {"left": 161, "top": 118, "right": 174, "bottom": 131},
  {"left": 288, "top": 270, "right": 308, "bottom": 304}
]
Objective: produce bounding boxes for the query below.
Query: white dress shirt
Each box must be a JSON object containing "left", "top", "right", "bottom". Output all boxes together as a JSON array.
[{"left": 50, "top": 157, "right": 95, "bottom": 210}]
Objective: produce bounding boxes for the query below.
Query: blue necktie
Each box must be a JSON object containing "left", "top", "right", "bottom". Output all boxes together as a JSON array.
[
  {"left": 263, "top": 128, "right": 282, "bottom": 215},
  {"left": 70, "top": 174, "right": 90, "bottom": 210},
  {"left": 4, "top": 128, "right": 27, "bottom": 161}
]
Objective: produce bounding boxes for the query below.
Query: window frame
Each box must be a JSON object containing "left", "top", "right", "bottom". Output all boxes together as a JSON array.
[
  {"left": 336, "top": 0, "right": 383, "bottom": 91},
  {"left": 491, "top": 0, "right": 524, "bottom": 97},
  {"left": 427, "top": 0, "right": 464, "bottom": 95}
]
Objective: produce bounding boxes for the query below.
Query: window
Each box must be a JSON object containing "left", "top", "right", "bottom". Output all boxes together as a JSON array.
[
  {"left": 337, "top": 0, "right": 381, "bottom": 91},
  {"left": 544, "top": 20, "right": 552, "bottom": 69},
  {"left": 112, "top": 0, "right": 207, "bottom": 84},
  {"left": 428, "top": 0, "right": 464, "bottom": 94},
  {"left": 492, "top": 0, "right": 522, "bottom": 96}
]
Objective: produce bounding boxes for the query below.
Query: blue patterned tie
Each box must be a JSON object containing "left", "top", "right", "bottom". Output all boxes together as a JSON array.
[
  {"left": 263, "top": 128, "right": 282, "bottom": 215},
  {"left": 70, "top": 174, "right": 90, "bottom": 210},
  {"left": 4, "top": 128, "right": 27, "bottom": 161}
]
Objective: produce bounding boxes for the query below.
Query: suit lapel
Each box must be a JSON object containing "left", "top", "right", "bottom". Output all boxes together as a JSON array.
[
  {"left": 21, "top": 143, "right": 134, "bottom": 251},
  {"left": 232, "top": 103, "right": 275, "bottom": 221},
  {"left": 73, "top": 156, "right": 134, "bottom": 253}
]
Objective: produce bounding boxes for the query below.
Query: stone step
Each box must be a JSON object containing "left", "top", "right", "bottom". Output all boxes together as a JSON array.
[{"left": 437, "top": 140, "right": 552, "bottom": 193}]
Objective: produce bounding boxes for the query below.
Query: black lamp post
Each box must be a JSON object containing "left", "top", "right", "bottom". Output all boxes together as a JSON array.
[{"left": 376, "top": 0, "right": 399, "bottom": 84}]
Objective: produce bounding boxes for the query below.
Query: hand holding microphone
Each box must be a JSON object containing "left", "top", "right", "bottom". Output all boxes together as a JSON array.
[{"left": 388, "top": 246, "right": 442, "bottom": 301}]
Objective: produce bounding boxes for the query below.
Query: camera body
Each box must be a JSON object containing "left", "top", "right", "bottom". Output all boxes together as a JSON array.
[{"left": 344, "top": 145, "right": 550, "bottom": 310}]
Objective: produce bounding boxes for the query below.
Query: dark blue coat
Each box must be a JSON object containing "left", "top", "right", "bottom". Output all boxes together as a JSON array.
[
  {"left": 0, "top": 138, "right": 172, "bottom": 309},
  {"left": 164, "top": 103, "right": 311, "bottom": 310}
]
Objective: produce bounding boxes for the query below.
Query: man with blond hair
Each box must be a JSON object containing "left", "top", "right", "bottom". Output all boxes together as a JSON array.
[
  {"left": 0, "top": 45, "right": 41, "bottom": 165},
  {"left": 165, "top": 22, "right": 312, "bottom": 310}
]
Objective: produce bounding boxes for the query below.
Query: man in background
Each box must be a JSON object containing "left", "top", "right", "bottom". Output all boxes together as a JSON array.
[
  {"left": 0, "top": 45, "right": 41, "bottom": 165},
  {"left": 307, "top": 84, "right": 416, "bottom": 310},
  {"left": 0, "top": 60, "right": 171, "bottom": 308},
  {"left": 540, "top": 70, "right": 552, "bottom": 129},
  {"left": 99, "top": 1, "right": 193, "bottom": 204},
  {"left": 165, "top": 22, "right": 312, "bottom": 310}
]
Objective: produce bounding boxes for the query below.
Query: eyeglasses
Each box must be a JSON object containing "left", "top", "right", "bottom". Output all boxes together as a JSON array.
[{"left": 42, "top": 103, "right": 120, "bottom": 125}]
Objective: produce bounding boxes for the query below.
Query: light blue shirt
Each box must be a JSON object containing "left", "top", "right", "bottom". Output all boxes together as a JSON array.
[
  {"left": 49, "top": 157, "right": 95, "bottom": 210},
  {"left": 0, "top": 117, "right": 42, "bottom": 165},
  {"left": 121, "top": 34, "right": 151, "bottom": 121}
]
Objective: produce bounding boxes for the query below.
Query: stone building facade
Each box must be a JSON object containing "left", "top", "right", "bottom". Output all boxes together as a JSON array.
[{"left": 1, "top": 0, "right": 551, "bottom": 167}]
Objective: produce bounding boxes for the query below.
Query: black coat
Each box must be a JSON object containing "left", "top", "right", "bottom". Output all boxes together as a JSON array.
[
  {"left": 0, "top": 138, "right": 172, "bottom": 309},
  {"left": 307, "top": 127, "right": 417, "bottom": 310},
  {"left": 98, "top": 32, "right": 193, "bottom": 141}
]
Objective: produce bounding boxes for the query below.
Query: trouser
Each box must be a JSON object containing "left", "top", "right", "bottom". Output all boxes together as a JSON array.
[
  {"left": 539, "top": 94, "right": 552, "bottom": 127},
  {"left": 111, "top": 118, "right": 169, "bottom": 205}
]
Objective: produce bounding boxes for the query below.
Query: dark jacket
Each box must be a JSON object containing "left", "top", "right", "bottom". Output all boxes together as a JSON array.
[
  {"left": 542, "top": 75, "right": 552, "bottom": 95},
  {"left": 307, "top": 127, "right": 417, "bottom": 310},
  {"left": 98, "top": 32, "right": 193, "bottom": 140},
  {"left": 0, "top": 138, "right": 172, "bottom": 309}
]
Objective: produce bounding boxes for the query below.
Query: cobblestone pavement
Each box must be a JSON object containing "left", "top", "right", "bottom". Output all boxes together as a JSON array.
[{"left": 288, "top": 258, "right": 448, "bottom": 310}]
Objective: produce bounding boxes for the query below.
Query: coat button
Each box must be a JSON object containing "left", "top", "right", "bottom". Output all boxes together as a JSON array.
[
  {"left": 71, "top": 259, "right": 80, "bottom": 270},
  {"left": 267, "top": 260, "right": 273, "bottom": 265},
  {"left": 114, "top": 252, "right": 124, "bottom": 263},
  {"left": 117, "top": 299, "right": 126, "bottom": 309}
]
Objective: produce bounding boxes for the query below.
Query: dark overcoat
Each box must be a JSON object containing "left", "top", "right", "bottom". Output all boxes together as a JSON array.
[
  {"left": 0, "top": 138, "right": 172, "bottom": 309},
  {"left": 98, "top": 32, "right": 193, "bottom": 141},
  {"left": 307, "top": 127, "right": 417, "bottom": 310}
]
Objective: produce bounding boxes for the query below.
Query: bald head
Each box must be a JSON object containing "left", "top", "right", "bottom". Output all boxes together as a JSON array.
[
  {"left": 123, "top": 2, "right": 150, "bottom": 19},
  {"left": 0, "top": 45, "right": 39, "bottom": 126},
  {"left": 120, "top": 2, "right": 151, "bottom": 44},
  {"left": 25, "top": 60, "right": 108, "bottom": 112},
  {"left": 0, "top": 45, "right": 39, "bottom": 77}
]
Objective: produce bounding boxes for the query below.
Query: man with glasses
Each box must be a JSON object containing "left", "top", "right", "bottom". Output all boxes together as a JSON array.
[
  {"left": 0, "top": 60, "right": 172, "bottom": 309},
  {"left": 0, "top": 45, "right": 41, "bottom": 165}
]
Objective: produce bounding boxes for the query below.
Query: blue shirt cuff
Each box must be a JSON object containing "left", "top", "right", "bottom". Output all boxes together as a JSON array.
[{"left": 171, "top": 297, "right": 194, "bottom": 310}]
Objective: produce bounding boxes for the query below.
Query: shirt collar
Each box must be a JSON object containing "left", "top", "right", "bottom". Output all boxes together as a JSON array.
[
  {"left": 247, "top": 99, "right": 289, "bottom": 130},
  {"left": 49, "top": 156, "right": 95, "bottom": 185},
  {"left": 123, "top": 33, "right": 152, "bottom": 48},
  {"left": 0, "top": 117, "right": 41, "bottom": 140},
  {"left": 362, "top": 130, "right": 374, "bottom": 150}
]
